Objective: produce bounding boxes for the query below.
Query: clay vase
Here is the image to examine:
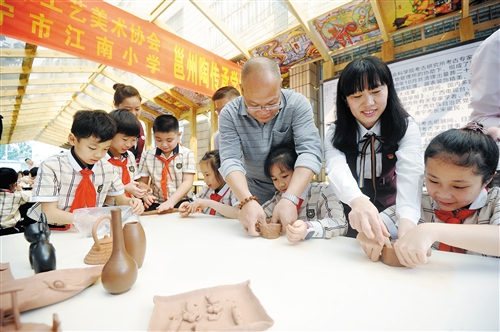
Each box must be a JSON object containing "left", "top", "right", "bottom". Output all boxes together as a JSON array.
[
  {"left": 101, "top": 209, "right": 138, "bottom": 295},
  {"left": 123, "top": 221, "right": 147, "bottom": 269},
  {"left": 31, "top": 232, "right": 57, "bottom": 274}
]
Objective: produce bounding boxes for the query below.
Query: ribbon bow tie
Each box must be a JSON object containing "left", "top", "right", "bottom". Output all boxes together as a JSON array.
[
  {"left": 434, "top": 209, "right": 476, "bottom": 253},
  {"left": 358, "top": 133, "right": 384, "bottom": 201}
]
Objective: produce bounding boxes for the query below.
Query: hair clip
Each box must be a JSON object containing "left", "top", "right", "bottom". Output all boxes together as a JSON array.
[{"left": 462, "top": 122, "right": 486, "bottom": 133}]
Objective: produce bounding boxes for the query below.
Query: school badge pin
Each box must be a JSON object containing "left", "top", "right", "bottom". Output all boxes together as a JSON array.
[
  {"left": 97, "top": 185, "right": 103, "bottom": 193},
  {"left": 176, "top": 163, "right": 182, "bottom": 169},
  {"left": 387, "top": 154, "right": 394, "bottom": 159},
  {"left": 306, "top": 209, "right": 315, "bottom": 219},
  {"left": 129, "top": 166, "right": 135, "bottom": 173}
]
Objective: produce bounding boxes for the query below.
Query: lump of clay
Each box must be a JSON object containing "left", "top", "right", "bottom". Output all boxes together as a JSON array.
[{"left": 381, "top": 244, "right": 405, "bottom": 267}]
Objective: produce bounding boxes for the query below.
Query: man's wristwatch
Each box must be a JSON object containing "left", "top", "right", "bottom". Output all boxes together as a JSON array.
[
  {"left": 303, "top": 221, "right": 315, "bottom": 240},
  {"left": 282, "top": 193, "right": 299, "bottom": 206}
]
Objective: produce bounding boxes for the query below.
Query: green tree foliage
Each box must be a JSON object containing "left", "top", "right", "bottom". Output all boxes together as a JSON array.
[{"left": 0, "top": 143, "right": 32, "bottom": 161}]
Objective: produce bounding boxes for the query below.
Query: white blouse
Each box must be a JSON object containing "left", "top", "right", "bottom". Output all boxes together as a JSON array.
[{"left": 324, "top": 117, "right": 424, "bottom": 224}]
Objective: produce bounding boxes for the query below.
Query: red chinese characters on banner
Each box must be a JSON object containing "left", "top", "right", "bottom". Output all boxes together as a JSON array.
[{"left": 0, "top": 0, "right": 241, "bottom": 96}]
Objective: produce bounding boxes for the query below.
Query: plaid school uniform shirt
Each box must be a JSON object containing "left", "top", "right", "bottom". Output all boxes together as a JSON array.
[
  {"left": 195, "top": 183, "right": 239, "bottom": 217},
  {"left": 381, "top": 187, "right": 500, "bottom": 257},
  {"left": 0, "top": 190, "right": 31, "bottom": 228},
  {"left": 262, "top": 182, "right": 348, "bottom": 239},
  {"left": 27, "top": 149, "right": 125, "bottom": 221},
  {"left": 137, "top": 145, "right": 196, "bottom": 203},
  {"left": 104, "top": 151, "right": 139, "bottom": 206}
]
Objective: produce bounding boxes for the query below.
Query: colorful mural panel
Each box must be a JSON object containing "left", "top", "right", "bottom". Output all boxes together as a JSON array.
[
  {"left": 156, "top": 93, "right": 191, "bottom": 113},
  {"left": 311, "top": 0, "right": 380, "bottom": 51},
  {"left": 251, "top": 26, "right": 321, "bottom": 68},
  {"left": 379, "top": 0, "right": 461, "bottom": 33},
  {"left": 172, "top": 87, "right": 211, "bottom": 107}
]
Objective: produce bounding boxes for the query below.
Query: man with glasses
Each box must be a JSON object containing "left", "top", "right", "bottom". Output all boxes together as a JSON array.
[{"left": 219, "top": 57, "right": 322, "bottom": 236}]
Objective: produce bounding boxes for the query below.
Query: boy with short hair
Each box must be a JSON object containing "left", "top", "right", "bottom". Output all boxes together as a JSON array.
[
  {"left": 105, "top": 109, "right": 153, "bottom": 206},
  {"left": 0, "top": 167, "right": 31, "bottom": 235},
  {"left": 19, "top": 169, "right": 34, "bottom": 188},
  {"left": 28, "top": 110, "right": 144, "bottom": 227},
  {"left": 212, "top": 86, "right": 240, "bottom": 150},
  {"left": 138, "top": 114, "right": 195, "bottom": 213}
]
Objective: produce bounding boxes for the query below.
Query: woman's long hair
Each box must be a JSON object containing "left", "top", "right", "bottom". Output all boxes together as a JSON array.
[{"left": 332, "top": 56, "right": 410, "bottom": 155}]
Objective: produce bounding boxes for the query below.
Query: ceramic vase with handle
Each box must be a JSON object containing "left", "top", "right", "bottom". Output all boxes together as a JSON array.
[
  {"left": 101, "top": 209, "right": 138, "bottom": 295},
  {"left": 123, "top": 221, "right": 146, "bottom": 269}
]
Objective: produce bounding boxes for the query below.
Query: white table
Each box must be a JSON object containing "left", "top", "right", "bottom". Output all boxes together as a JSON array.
[{"left": 2, "top": 213, "right": 499, "bottom": 331}]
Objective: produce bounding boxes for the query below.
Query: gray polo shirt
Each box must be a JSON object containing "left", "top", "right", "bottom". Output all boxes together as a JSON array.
[{"left": 218, "top": 88, "right": 322, "bottom": 203}]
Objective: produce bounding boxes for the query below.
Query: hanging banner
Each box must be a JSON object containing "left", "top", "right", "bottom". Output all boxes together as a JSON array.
[{"left": 0, "top": 0, "right": 241, "bottom": 96}]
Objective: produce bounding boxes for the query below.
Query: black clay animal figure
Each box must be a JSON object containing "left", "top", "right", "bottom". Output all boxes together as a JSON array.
[{"left": 24, "top": 213, "right": 56, "bottom": 273}]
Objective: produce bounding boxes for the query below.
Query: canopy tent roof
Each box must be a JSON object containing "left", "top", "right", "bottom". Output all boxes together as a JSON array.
[{"left": 1, "top": 0, "right": 495, "bottom": 148}]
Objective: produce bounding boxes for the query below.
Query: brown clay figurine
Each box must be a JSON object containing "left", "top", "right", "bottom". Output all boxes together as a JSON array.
[
  {"left": 0, "top": 264, "right": 102, "bottom": 315},
  {"left": 381, "top": 243, "right": 405, "bottom": 267},
  {"left": 256, "top": 219, "right": 281, "bottom": 239}
]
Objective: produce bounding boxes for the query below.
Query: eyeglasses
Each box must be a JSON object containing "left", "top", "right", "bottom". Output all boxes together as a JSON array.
[{"left": 245, "top": 103, "right": 280, "bottom": 112}]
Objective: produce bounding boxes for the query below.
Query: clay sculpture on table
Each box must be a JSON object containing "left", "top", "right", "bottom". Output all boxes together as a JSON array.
[
  {"left": 166, "top": 315, "right": 182, "bottom": 332},
  {"left": 182, "top": 301, "right": 202, "bottom": 323},
  {"left": 1, "top": 264, "right": 63, "bottom": 331},
  {"left": 381, "top": 243, "right": 405, "bottom": 267},
  {"left": 231, "top": 302, "right": 243, "bottom": 326},
  {"left": 84, "top": 214, "right": 113, "bottom": 265},
  {"left": 24, "top": 213, "right": 56, "bottom": 274},
  {"left": 148, "top": 280, "right": 274, "bottom": 331},
  {"left": 0, "top": 263, "right": 102, "bottom": 315},
  {"left": 0, "top": 279, "right": 61, "bottom": 331},
  {"left": 206, "top": 294, "right": 223, "bottom": 321},
  {"left": 101, "top": 209, "right": 138, "bottom": 295},
  {"left": 256, "top": 219, "right": 281, "bottom": 239},
  {"left": 123, "top": 221, "right": 147, "bottom": 269}
]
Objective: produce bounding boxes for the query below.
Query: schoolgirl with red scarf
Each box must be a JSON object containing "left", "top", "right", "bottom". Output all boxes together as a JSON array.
[
  {"left": 179, "top": 150, "right": 239, "bottom": 219},
  {"left": 359, "top": 123, "right": 500, "bottom": 267}
]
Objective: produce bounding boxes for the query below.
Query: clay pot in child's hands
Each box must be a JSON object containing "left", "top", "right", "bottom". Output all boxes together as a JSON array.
[
  {"left": 257, "top": 219, "right": 281, "bottom": 239},
  {"left": 381, "top": 243, "right": 405, "bottom": 267}
]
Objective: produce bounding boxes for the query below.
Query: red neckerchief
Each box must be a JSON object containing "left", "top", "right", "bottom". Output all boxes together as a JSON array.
[
  {"left": 434, "top": 209, "right": 476, "bottom": 254},
  {"left": 209, "top": 185, "right": 230, "bottom": 215},
  {"left": 70, "top": 169, "right": 96, "bottom": 212},
  {"left": 155, "top": 147, "right": 178, "bottom": 200},
  {"left": 108, "top": 153, "right": 131, "bottom": 198},
  {"left": 296, "top": 198, "right": 304, "bottom": 211}
]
